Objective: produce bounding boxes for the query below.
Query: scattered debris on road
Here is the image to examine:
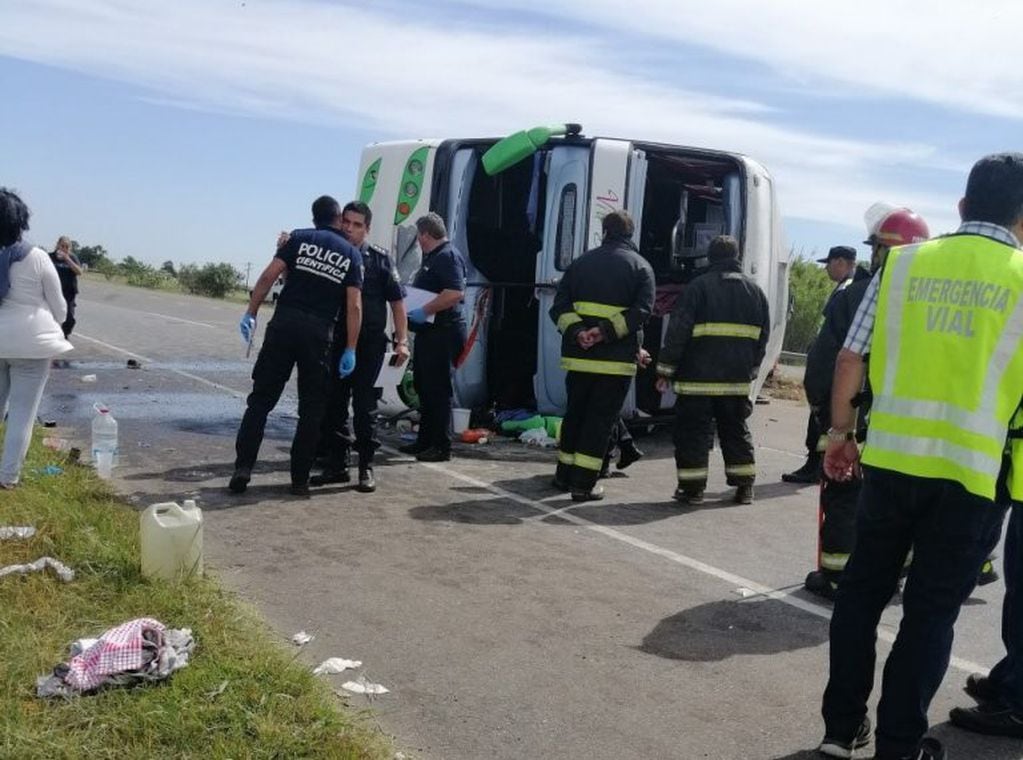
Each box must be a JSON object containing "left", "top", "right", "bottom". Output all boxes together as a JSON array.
[
  {"left": 340, "top": 676, "right": 389, "bottom": 695},
  {"left": 292, "top": 631, "right": 314, "bottom": 646},
  {"left": 313, "top": 657, "right": 362, "bottom": 675},
  {"left": 81, "top": 374, "right": 97, "bottom": 383}
]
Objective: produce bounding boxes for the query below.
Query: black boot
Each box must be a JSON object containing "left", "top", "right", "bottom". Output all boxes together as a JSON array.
[
  {"left": 782, "top": 455, "right": 821, "bottom": 484},
  {"left": 228, "top": 467, "right": 251, "bottom": 494},
  {"left": 357, "top": 454, "right": 376, "bottom": 493},
  {"left": 310, "top": 449, "right": 350, "bottom": 487},
  {"left": 617, "top": 441, "right": 644, "bottom": 470}
]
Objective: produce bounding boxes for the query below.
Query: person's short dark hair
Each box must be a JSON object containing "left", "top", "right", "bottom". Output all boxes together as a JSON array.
[
  {"left": 342, "top": 200, "right": 372, "bottom": 228},
  {"left": 415, "top": 212, "right": 448, "bottom": 240},
  {"left": 0, "top": 188, "right": 30, "bottom": 248},
  {"left": 708, "top": 235, "right": 739, "bottom": 261},
  {"left": 311, "top": 195, "right": 342, "bottom": 227},
  {"left": 962, "top": 152, "right": 1023, "bottom": 229},
  {"left": 601, "top": 210, "right": 635, "bottom": 240}
]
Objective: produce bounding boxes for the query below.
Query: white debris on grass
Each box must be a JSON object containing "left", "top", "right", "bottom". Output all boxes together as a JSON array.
[
  {"left": 340, "top": 675, "right": 390, "bottom": 695},
  {"left": 0, "top": 526, "right": 36, "bottom": 540},
  {"left": 0, "top": 557, "right": 74, "bottom": 582},
  {"left": 291, "top": 631, "right": 313, "bottom": 646},
  {"left": 312, "top": 657, "right": 362, "bottom": 675}
]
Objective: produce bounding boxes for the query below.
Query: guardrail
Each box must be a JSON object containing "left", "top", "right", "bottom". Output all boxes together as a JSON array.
[{"left": 779, "top": 350, "right": 807, "bottom": 365}]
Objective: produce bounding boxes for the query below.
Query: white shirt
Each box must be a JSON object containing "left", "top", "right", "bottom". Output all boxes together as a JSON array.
[{"left": 0, "top": 246, "right": 74, "bottom": 358}]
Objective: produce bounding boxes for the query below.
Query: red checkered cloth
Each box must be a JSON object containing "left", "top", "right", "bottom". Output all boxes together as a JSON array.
[{"left": 64, "top": 618, "right": 166, "bottom": 691}]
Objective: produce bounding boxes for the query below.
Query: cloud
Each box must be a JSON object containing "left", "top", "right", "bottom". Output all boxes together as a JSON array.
[
  {"left": 0, "top": 0, "right": 974, "bottom": 234},
  {"left": 466, "top": 0, "right": 1023, "bottom": 121}
]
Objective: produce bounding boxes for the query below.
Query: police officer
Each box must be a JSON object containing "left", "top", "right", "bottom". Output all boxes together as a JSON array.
[
  {"left": 229, "top": 195, "right": 363, "bottom": 496},
  {"left": 311, "top": 201, "right": 408, "bottom": 492},
  {"left": 48, "top": 236, "right": 82, "bottom": 338},
  {"left": 656, "top": 235, "right": 770, "bottom": 505},
  {"left": 784, "top": 245, "right": 861, "bottom": 484},
  {"left": 550, "top": 209, "right": 655, "bottom": 502},
  {"left": 399, "top": 212, "right": 467, "bottom": 462},
  {"left": 818, "top": 153, "right": 1023, "bottom": 760}
]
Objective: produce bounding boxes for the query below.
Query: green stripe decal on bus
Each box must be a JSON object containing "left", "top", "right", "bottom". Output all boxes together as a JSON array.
[
  {"left": 394, "top": 147, "right": 429, "bottom": 225},
  {"left": 359, "top": 157, "right": 382, "bottom": 204}
]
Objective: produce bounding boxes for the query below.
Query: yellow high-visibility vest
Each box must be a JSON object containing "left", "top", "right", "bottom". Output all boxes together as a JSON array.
[{"left": 863, "top": 235, "right": 1023, "bottom": 499}]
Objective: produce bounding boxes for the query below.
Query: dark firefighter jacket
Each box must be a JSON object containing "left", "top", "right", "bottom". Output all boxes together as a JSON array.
[
  {"left": 549, "top": 236, "right": 655, "bottom": 376},
  {"left": 803, "top": 265, "right": 872, "bottom": 409},
  {"left": 656, "top": 259, "right": 770, "bottom": 395}
]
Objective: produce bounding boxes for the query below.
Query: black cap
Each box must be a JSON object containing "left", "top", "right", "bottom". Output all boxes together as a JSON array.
[{"left": 817, "top": 245, "right": 857, "bottom": 264}]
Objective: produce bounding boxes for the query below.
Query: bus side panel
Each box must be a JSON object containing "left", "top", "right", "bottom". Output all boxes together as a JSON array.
[
  {"left": 356, "top": 141, "right": 439, "bottom": 283},
  {"left": 741, "top": 157, "right": 786, "bottom": 396}
]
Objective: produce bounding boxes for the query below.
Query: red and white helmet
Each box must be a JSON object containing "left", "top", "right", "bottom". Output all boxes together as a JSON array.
[{"left": 864, "top": 203, "right": 930, "bottom": 247}]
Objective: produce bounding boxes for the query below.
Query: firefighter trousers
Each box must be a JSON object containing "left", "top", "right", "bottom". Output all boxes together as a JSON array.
[
  {"left": 673, "top": 394, "right": 755, "bottom": 491},
  {"left": 819, "top": 473, "right": 861, "bottom": 573},
  {"left": 556, "top": 372, "right": 632, "bottom": 492}
]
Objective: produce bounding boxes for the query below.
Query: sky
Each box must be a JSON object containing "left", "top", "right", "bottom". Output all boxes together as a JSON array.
[{"left": 1, "top": 0, "right": 1020, "bottom": 275}]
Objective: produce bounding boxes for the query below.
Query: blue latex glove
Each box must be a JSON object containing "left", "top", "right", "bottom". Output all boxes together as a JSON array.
[
  {"left": 339, "top": 348, "right": 357, "bottom": 378},
  {"left": 239, "top": 313, "right": 257, "bottom": 344},
  {"left": 408, "top": 307, "right": 429, "bottom": 325}
]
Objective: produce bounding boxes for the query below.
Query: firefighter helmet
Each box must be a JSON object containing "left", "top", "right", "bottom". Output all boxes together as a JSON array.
[{"left": 865, "top": 207, "right": 930, "bottom": 247}]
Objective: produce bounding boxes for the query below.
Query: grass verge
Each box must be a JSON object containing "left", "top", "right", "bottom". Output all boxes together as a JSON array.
[{"left": 0, "top": 434, "right": 392, "bottom": 760}]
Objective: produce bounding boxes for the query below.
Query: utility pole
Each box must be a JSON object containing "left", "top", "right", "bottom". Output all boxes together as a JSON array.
[{"left": 244, "top": 262, "right": 252, "bottom": 289}]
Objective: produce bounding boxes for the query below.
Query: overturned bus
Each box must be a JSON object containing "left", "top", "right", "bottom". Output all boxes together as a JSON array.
[{"left": 355, "top": 124, "right": 788, "bottom": 419}]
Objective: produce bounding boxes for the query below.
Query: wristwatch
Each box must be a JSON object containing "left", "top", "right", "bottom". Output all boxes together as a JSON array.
[{"left": 826, "top": 427, "right": 855, "bottom": 443}]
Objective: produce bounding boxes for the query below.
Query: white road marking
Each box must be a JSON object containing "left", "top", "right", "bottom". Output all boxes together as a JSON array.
[
  {"left": 74, "top": 329, "right": 989, "bottom": 677},
  {"left": 137, "top": 310, "right": 218, "bottom": 329},
  {"left": 397, "top": 450, "right": 988, "bottom": 676}
]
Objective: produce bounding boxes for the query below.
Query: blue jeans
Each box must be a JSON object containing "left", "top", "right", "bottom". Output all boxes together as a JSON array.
[
  {"left": 989, "top": 504, "right": 1023, "bottom": 710},
  {"left": 822, "top": 465, "right": 1007, "bottom": 758}
]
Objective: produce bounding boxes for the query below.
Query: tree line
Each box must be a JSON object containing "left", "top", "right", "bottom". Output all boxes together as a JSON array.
[
  {"left": 69, "top": 240, "right": 834, "bottom": 346},
  {"left": 72, "top": 241, "right": 243, "bottom": 299}
]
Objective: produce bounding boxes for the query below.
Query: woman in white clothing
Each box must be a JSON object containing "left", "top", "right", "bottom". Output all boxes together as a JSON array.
[{"left": 0, "top": 188, "right": 73, "bottom": 488}]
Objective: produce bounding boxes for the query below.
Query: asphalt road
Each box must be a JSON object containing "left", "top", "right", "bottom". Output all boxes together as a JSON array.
[{"left": 35, "top": 278, "right": 1023, "bottom": 760}]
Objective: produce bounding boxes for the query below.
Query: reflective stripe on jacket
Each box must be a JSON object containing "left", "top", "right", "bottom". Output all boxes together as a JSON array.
[
  {"left": 549, "top": 236, "right": 655, "bottom": 376},
  {"left": 657, "top": 260, "right": 770, "bottom": 396}
]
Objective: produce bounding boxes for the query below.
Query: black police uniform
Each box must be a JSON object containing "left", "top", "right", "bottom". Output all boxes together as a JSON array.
[
  {"left": 549, "top": 235, "right": 655, "bottom": 496},
  {"left": 233, "top": 226, "right": 363, "bottom": 487},
  {"left": 49, "top": 250, "right": 81, "bottom": 338},
  {"left": 320, "top": 242, "right": 405, "bottom": 471},
  {"left": 410, "top": 241, "right": 467, "bottom": 454},
  {"left": 657, "top": 257, "right": 770, "bottom": 496}
]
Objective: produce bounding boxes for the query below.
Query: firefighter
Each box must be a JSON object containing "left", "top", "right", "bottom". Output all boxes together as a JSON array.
[
  {"left": 656, "top": 235, "right": 770, "bottom": 505},
  {"left": 550, "top": 209, "right": 655, "bottom": 502},
  {"left": 803, "top": 209, "right": 929, "bottom": 599}
]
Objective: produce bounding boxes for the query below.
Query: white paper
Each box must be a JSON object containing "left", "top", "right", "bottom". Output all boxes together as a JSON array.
[
  {"left": 0, "top": 526, "right": 36, "bottom": 540},
  {"left": 292, "top": 631, "right": 313, "bottom": 646},
  {"left": 312, "top": 657, "right": 362, "bottom": 675},
  {"left": 403, "top": 286, "right": 436, "bottom": 323},
  {"left": 341, "top": 676, "right": 390, "bottom": 695},
  {"left": 375, "top": 353, "right": 407, "bottom": 390}
]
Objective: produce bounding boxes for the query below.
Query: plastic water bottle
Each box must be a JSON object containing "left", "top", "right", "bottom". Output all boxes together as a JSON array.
[{"left": 91, "top": 403, "right": 119, "bottom": 477}]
